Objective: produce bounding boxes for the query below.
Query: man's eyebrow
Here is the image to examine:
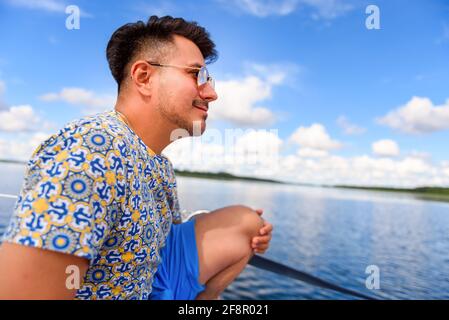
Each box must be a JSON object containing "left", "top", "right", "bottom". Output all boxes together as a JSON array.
[{"left": 188, "top": 63, "right": 204, "bottom": 68}]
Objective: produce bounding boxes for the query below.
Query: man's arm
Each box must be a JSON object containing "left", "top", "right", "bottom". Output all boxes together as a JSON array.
[{"left": 0, "top": 242, "right": 89, "bottom": 299}]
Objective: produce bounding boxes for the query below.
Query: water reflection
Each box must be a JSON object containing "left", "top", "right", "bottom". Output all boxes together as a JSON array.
[{"left": 176, "top": 177, "right": 449, "bottom": 299}]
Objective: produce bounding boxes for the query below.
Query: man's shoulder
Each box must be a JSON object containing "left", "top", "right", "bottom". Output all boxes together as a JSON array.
[
  {"left": 64, "top": 111, "right": 128, "bottom": 138},
  {"left": 30, "top": 111, "right": 131, "bottom": 163}
]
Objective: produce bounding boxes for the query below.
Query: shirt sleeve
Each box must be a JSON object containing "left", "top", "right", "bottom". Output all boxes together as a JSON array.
[{"left": 1, "top": 124, "right": 128, "bottom": 262}]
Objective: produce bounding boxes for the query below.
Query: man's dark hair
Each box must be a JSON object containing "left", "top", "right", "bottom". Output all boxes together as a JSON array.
[{"left": 106, "top": 15, "right": 218, "bottom": 91}]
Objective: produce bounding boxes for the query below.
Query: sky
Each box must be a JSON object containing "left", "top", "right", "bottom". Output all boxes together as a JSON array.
[{"left": 0, "top": 0, "right": 449, "bottom": 187}]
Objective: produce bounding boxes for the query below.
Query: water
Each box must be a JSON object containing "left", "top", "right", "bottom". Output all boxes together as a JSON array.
[{"left": 1, "top": 163, "right": 449, "bottom": 299}]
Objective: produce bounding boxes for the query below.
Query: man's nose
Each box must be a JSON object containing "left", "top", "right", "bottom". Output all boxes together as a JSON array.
[{"left": 199, "top": 83, "right": 218, "bottom": 102}]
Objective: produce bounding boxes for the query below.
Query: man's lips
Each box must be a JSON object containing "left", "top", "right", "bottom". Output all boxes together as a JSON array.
[
  {"left": 194, "top": 106, "right": 208, "bottom": 112},
  {"left": 193, "top": 101, "right": 208, "bottom": 113}
]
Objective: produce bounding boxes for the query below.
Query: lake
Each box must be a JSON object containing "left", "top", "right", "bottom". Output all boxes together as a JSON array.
[{"left": 1, "top": 162, "right": 449, "bottom": 299}]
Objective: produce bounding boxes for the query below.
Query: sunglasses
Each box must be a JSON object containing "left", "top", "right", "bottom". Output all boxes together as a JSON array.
[{"left": 147, "top": 62, "right": 215, "bottom": 89}]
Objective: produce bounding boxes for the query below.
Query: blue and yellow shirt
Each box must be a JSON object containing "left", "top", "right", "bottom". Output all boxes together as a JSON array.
[{"left": 1, "top": 111, "right": 182, "bottom": 299}]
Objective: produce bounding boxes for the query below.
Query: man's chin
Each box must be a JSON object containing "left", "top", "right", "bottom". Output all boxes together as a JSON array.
[
  {"left": 169, "top": 118, "right": 206, "bottom": 142},
  {"left": 189, "top": 119, "right": 206, "bottom": 136},
  {"left": 189, "top": 121, "right": 206, "bottom": 137}
]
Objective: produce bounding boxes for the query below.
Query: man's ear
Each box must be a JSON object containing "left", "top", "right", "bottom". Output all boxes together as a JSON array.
[{"left": 130, "top": 60, "right": 153, "bottom": 96}]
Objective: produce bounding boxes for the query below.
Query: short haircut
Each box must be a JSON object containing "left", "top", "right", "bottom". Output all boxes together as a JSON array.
[{"left": 106, "top": 15, "right": 218, "bottom": 91}]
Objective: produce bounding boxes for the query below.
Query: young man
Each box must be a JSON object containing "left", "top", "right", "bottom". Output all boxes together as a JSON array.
[{"left": 0, "top": 16, "right": 273, "bottom": 300}]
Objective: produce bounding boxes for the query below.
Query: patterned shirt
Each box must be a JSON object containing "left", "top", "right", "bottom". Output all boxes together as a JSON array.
[{"left": 2, "top": 111, "right": 182, "bottom": 300}]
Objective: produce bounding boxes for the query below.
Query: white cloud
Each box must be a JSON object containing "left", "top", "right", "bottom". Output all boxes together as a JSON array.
[
  {"left": 164, "top": 130, "right": 448, "bottom": 187},
  {"left": 6, "top": 0, "right": 66, "bottom": 13},
  {"left": 297, "top": 147, "right": 328, "bottom": 158},
  {"left": 289, "top": 123, "right": 341, "bottom": 151},
  {"left": 407, "top": 150, "right": 431, "bottom": 161},
  {"left": 228, "top": 0, "right": 299, "bottom": 17},
  {"left": 0, "top": 80, "right": 6, "bottom": 110},
  {"left": 5, "top": 0, "right": 92, "bottom": 17},
  {"left": 162, "top": 122, "right": 448, "bottom": 187},
  {"left": 0, "top": 132, "right": 50, "bottom": 160},
  {"left": 234, "top": 129, "right": 283, "bottom": 152},
  {"left": 377, "top": 96, "right": 449, "bottom": 134},
  {"left": 372, "top": 139, "right": 400, "bottom": 157},
  {"left": 211, "top": 63, "right": 296, "bottom": 127},
  {"left": 302, "top": 0, "right": 353, "bottom": 20},
  {"left": 220, "top": 0, "right": 353, "bottom": 19},
  {"left": 276, "top": 153, "right": 448, "bottom": 187},
  {"left": 40, "top": 87, "right": 116, "bottom": 114},
  {"left": 0, "top": 105, "right": 43, "bottom": 132},
  {"left": 212, "top": 76, "right": 277, "bottom": 126},
  {"left": 164, "top": 137, "right": 225, "bottom": 173},
  {"left": 0, "top": 84, "right": 54, "bottom": 131},
  {"left": 244, "top": 63, "right": 290, "bottom": 85},
  {"left": 163, "top": 129, "right": 282, "bottom": 177},
  {"left": 336, "top": 115, "right": 366, "bottom": 135}
]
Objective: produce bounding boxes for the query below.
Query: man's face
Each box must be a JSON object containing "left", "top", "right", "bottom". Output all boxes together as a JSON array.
[{"left": 154, "top": 35, "right": 218, "bottom": 136}]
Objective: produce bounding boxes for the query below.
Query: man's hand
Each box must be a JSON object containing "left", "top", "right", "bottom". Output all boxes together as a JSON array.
[{"left": 251, "top": 208, "right": 273, "bottom": 254}]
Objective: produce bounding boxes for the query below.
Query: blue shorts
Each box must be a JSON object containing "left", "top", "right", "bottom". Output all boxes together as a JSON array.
[{"left": 149, "top": 219, "right": 206, "bottom": 300}]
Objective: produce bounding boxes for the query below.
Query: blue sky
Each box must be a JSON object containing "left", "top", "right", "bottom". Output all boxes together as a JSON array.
[{"left": 1, "top": 0, "right": 449, "bottom": 187}]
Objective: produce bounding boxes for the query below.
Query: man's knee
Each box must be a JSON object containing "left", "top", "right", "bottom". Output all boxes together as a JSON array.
[{"left": 231, "top": 205, "right": 264, "bottom": 238}]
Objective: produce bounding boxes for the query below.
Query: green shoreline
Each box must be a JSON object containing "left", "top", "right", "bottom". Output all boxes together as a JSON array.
[
  {"left": 331, "top": 185, "right": 449, "bottom": 203},
  {"left": 0, "top": 159, "right": 27, "bottom": 165},
  {"left": 333, "top": 185, "right": 449, "bottom": 196},
  {"left": 2, "top": 159, "right": 449, "bottom": 201},
  {"left": 174, "top": 170, "right": 283, "bottom": 184}
]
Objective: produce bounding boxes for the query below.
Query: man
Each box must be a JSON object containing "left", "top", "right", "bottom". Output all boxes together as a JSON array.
[{"left": 0, "top": 15, "right": 273, "bottom": 300}]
